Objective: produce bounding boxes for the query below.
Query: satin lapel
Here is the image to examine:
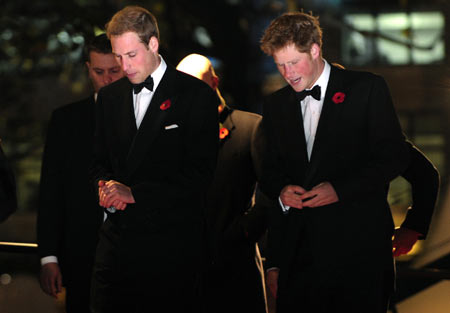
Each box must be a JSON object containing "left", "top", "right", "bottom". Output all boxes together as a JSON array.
[
  {"left": 305, "top": 66, "right": 345, "bottom": 186},
  {"left": 125, "top": 67, "right": 176, "bottom": 176},
  {"left": 283, "top": 89, "right": 309, "bottom": 166},
  {"left": 113, "top": 81, "right": 137, "bottom": 162}
]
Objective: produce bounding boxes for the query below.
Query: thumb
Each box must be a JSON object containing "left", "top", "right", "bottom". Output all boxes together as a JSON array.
[{"left": 98, "top": 180, "right": 106, "bottom": 187}]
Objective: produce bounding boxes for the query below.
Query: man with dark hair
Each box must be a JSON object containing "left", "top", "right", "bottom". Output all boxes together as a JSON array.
[
  {"left": 259, "top": 12, "right": 409, "bottom": 313},
  {"left": 37, "top": 33, "right": 123, "bottom": 313},
  {"left": 89, "top": 6, "right": 218, "bottom": 313}
]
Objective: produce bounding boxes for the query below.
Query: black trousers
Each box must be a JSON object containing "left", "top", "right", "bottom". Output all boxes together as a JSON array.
[{"left": 90, "top": 222, "right": 203, "bottom": 313}]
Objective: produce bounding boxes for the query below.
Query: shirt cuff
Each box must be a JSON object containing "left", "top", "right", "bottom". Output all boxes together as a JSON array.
[
  {"left": 266, "top": 267, "right": 280, "bottom": 273},
  {"left": 41, "top": 256, "right": 58, "bottom": 266},
  {"left": 278, "top": 197, "right": 290, "bottom": 213}
]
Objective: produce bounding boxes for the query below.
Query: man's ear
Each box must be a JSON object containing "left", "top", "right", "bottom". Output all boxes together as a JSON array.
[
  {"left": 85, "top": 61, "right": 91, "bottom": 70},
  {"left": 211, "top": 75, "right": 219, "bottom": 91},
  {"left": 148, "top": 36, "right": 159, "bottom": 53},
  {"left": 310, "top": 43, "right": 320, "bottom": 60}
]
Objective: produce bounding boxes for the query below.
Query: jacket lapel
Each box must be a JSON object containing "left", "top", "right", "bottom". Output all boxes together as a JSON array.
[
  {"left": 305, "top": 65, "right": 345, "bottom": 187},
  {"left": 125, "top": 66, "right": 177, "bottom": 176},
  {"left": 282, "top": 89, "right": 309, "bottom": 178}
]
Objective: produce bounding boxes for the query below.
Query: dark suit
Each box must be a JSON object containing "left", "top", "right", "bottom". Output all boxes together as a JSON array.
[
  {"left": 400, "top": 141, "right": 440, "bottom": 237},
  {"left": 260, "top": 64, "right": 409, "bottom": 313},
  {"left": 0, "top": 142, "right": 17, "bottom": 223},
  {"left": 203, "top": 107, "right": 268, "bottom": 313},
  {"left": 37, "top": 96, "right": 104, "bottom": 313},
  {"left": 90, "top": 65, "right": 218, "bottom": 313}
]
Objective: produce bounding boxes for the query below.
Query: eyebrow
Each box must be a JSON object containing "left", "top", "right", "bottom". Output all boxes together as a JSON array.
[{"left": 114, "top": 50, "right": 137, "bottom": 57}]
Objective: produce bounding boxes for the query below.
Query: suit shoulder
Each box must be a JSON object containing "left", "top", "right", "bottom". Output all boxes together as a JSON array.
[
  {"left": 52, "top": 96, "right": 94, "bottom": 119},
  {"left": 98, "top": 76, "right": 130, "bottom": 97},
  {"left": 341, "top": 68, "right": 386, "bottom": 86},
  {"left": 231, "top": 109, "right": 262, "bottom": 124},
  {"left": 174, "top": 69, "right": 214, "bottom": 94}
]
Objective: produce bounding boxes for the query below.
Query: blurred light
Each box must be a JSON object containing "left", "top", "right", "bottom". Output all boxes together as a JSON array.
[
  {"left": 94, "top": 27, "right": 105, "bottom": 36},
  {"left": 72, "top": 34, "right": 84, "bottom": 45},
  {"left": 1, "top": 29, "right": 13, "bottom": 41},
  {"left": 0, "top": 273, "right": 12, "bottom": 285},
  {"left": 57, "top": 31, "right": 70, "bottom": 45},
  {"left": 194, "top": 26, "right": 213, "bottom": 48}
]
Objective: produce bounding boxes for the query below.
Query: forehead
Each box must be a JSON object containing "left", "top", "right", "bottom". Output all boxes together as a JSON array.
[
  {"left": 89, "top": 51, "right": 119, "bottom": 68},
  {"left": 111, "top": 31, "right": 146, "bottom": 54},
  {"left": 273, "top": 44, "right": 308, "bottom": 63}
]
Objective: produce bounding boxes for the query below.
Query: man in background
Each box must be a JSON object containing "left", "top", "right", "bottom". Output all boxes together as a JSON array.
[
  {"left": 177, "top": 53, "right": 270, "bottom": 313},
  {"left": 37, "top": 33, "right": 124, "bottom": 313}
]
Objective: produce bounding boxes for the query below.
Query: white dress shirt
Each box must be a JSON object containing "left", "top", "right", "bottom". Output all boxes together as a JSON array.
[
  {"left": 279, "top": 59, "right": 331, "bottom": 213},
  {"left": 133, "top": 55, "right": 167, "bottom": 129}
]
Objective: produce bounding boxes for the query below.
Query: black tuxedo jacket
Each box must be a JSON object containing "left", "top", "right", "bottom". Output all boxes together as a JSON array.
[
  {"left": 261, "top": 65, "right": 409, "bottom": 288},
  {"left": 204, "top": 108, "right": 268, "bottom": 313},
  {"left": 0, "top": 142, "right": 17, "bottom": 223},
  {"left": 91, "top": 65, "right": 218, "bottom": 274},
  {"left": 206, "top": 108, "right": 267, "bottom": 266},
  {"left": 37, "top": 96, "right": 104, "bottom": 286}
]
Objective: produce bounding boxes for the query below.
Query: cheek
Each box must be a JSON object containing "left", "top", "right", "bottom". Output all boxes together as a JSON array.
[{"left": 295, "top": 62, "right": 312, "bottom": 76}]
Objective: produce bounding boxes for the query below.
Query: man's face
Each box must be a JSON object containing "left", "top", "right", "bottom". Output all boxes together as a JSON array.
[
  {"left": 111, "top": 31, "right": 160, "bottom": 84},
  {"left": 86, "top": 51, "right": 123, "bottom": 93},
  {"left": 273, "top": 43, "right": 321, "bottom": 92}
]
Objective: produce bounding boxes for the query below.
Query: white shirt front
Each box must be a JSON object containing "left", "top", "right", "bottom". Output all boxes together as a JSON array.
[
  {"left": 300, "top": 60, "right": 330, "bottom": 160},
  {"left": 133, "top": 55, "right": 167, "bottom": 129},
  {"left": 279, "top": 59, "right": 331, "bottom": 213}
]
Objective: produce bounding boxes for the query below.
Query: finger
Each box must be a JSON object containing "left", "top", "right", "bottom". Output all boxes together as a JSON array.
[
  {"left": 117, "top": 202, "right": 127, "bottom": 210},
  {"left": 56, "top": 273, "right": 62, "bottom": 294},
  {"left": 49, "top": 278, "right": 58, "bottom": 298}
]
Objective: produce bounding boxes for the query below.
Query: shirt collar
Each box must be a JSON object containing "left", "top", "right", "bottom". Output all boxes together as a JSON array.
[
  {"left": 310, "top": 59, "right": 331, "bottom": 101},
  {"left": 149, "top": 54, "right": 167, "bottom": 92}
]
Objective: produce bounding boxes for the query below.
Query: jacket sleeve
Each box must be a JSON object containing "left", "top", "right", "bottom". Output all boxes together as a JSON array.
[
  {"left": 400, "top": 140, "right": 440, "bottom": 238},
  {"left": 37, "top": 110, "right": 66, "bottom": 258}
]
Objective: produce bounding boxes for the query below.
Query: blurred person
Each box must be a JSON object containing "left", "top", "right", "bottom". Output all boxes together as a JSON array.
[
  {"left": 89, "top": 6, "right": 218, "bottom": 313},
  {"left": 259, "top": 11, "right": 409, "bottom": 313},
  {"left": 177, "top": 53, "right": 270, "bottom": 313},
  {"left": 332, "top": 63, "right": 440, "bottom": 257},
  {"left": 37, "top": 33, "right": 124, "bottom": 313},
  {"left": 392, "top": 141, "right": 440, "bottom": 257},
  {"left": 0, "top": 140, "right": 17, "bottom": 223}
]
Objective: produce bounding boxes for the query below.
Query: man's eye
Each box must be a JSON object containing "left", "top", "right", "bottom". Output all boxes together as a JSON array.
[{"left": 95, "top": 71, "right": 104, "bottom": 75}]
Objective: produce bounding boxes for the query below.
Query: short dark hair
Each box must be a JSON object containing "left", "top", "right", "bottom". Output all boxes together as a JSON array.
[
  {"left": 260, "top": 11, "right": 322, "bottom": 56},
  {"left": 106, "top": 5, "right": 159, "bottom": 46},
  {"left": 83, "top": 33, "right": 113, "bottom": 62}
]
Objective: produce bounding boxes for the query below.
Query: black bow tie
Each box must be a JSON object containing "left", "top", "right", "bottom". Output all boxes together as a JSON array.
[
  {"left": 296, "top": 85, "right": 321, "bottom": 101},
  {"left": 133, "top": 76, "right": 154, "bottom": 94}
]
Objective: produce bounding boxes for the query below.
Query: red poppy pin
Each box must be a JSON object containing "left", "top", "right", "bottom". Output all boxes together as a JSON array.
[
  {"left": 160, "top": 99, "right": 171, "bottom": 110},
  {"left": 219, "top": 127, "right": 229, "bottom": 140},
  {"left": 332, "top": 92, "right": 345, "bottom": 104}
]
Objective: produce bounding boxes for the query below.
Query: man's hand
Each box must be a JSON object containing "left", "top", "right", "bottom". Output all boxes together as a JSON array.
[
  {"left": 300, "top": 182, "right": 339, "bottom": 208},
  {"left": 98, "top": 180, "right": 135, "bottom": 210},
  {"left": 392, "top": 227, "right": 421, "bottom": 257},
  {"left": 39, "top": 263, "right": 62, "bottom": 298},
  {"left": 280, "top": 185, "right": 307, "bottom": 209},
  {"left": 266, "top": 269, "right": 279, "bottom": 299}
]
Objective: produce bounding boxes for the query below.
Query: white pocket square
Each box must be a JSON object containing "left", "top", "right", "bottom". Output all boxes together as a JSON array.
[{"left": 165, "top": 124, "right": 179, "bottom": 130}]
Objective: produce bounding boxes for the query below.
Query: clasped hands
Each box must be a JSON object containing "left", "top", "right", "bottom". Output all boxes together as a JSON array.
[
  {"left": 280, "top": 181, "right": 338, "bottom": 209},
  {"left": 98, "top": 180, "right": 135, "bottom": 211}
]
